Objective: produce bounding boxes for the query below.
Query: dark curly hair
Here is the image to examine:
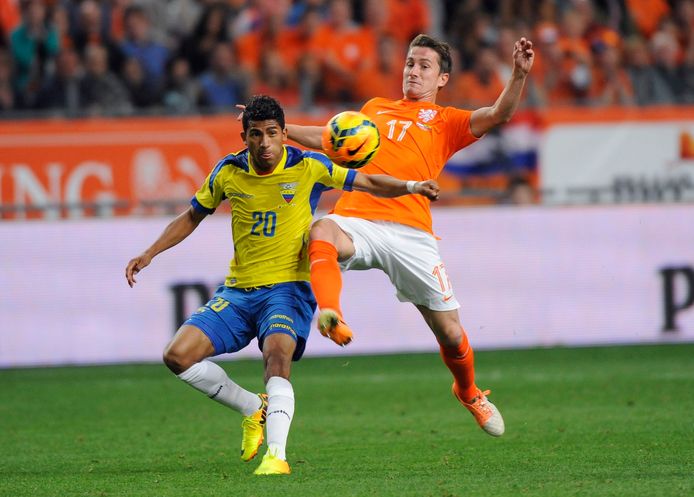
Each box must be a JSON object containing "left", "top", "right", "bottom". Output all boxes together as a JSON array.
[{"left": 242, "top": 95, "right": 285, "bottom": 132}]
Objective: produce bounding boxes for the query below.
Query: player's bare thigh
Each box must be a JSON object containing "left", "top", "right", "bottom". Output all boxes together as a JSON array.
[
  {"left": 163, "top": 325, "right": 216, "bottom": 374},
  {"left": 310, "top": 218, "right": 356, "bottom": 261},
  {"left": 416, "top": 306, "right": 463, "bottom": 348}
]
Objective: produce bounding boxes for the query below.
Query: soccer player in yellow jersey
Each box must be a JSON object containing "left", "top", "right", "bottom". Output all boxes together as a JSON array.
[{"left": 125, "top": 95, "right": 439, "bottom": 476}]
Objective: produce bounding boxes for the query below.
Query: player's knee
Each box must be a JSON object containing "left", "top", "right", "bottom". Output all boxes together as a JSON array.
[
  {"left": 435, "top": 324, "right": 463, "bottom": 349},
  {"left": 309, "top": 218, "right": 338, "bottom": 243},
  {"left": 264, "top": 361, "right": 291, "bottom": 383},
  {"left": 263, "top": 349, "right": 292, "bottom": 382},
  {"left": 162, "top": 325, "right": 214, "bottom": 374},
  {"left": 162, "top": 345, "right": 193, "bottom": 375}
]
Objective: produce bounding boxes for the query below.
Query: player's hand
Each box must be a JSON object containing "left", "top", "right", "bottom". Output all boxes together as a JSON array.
[
  {"left": 513, "top": 37, "right": 534, "bottom": 75},
  {"left": 414, "top": 180, "right": 440, "bottom": 201},
  {"left": 235, "top": 104, "right": 245, "bottom": 121},
  {"left": 125, "top": 253, "right": 152, "bottom": 287}
]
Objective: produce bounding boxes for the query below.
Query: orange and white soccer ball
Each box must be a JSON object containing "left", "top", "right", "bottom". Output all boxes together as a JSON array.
[{"left": 321, "top": 111, "right": 380, "bottom": 169}]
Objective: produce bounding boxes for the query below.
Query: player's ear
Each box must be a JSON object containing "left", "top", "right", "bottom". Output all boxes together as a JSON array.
[
  {"left": 240, "top": 131, "right": 247, "bottom": 144},
  {"left": 438, "top": 72, "right": 449, "bottom": 89},
  {"left": 282, "top": 127, "right": 288, "bottom": 142}
]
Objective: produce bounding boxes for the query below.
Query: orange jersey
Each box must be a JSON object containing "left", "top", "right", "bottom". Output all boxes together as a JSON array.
[{"left": 332, "top": 97, "right": 479, "bottom": 234}]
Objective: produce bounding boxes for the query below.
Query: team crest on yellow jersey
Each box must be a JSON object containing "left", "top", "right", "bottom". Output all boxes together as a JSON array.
[{"left": 279, "top": 182, "right": 298, "bottom": 203}]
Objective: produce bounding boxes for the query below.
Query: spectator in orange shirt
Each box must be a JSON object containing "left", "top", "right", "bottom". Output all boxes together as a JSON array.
[
  {"left": 233, "top": 4, "right": 289, "bottom": 74},
  {"left": 252, "top": 47, "right": 299, "bottom": 107},
  {"left": 556, "top": 7, "right": 592, "bottom": 67},
  {"left": 0, "top": 0, "right": 20, "bottom": 41},
  {"left": 354, "top": 34, "right": 403, "bottom": 102},
  {"left": 534, "top": 14, "right": 592, "bottom": 106},
  {"left": 310, "top": 0, "right": 376, "bottom": 102},
  {"left": 277, "top": 5, "right": 322, "bottom": 70},
  {"left": 384, "top": 0, "right": 429, "bottom": 45},
  {"left": 108, "top": 0, "right": 128, "bottom": 43},
  {"left": 449, "top": 45, "right": 505, "bottom": 108},
  {"left": 362, "top": 0, "right": 389, "bottom": 38},
  {"left": 495, "top": 24, "right": 518, "bottom": 81},
  {"left": 275, "top": 6, "right": 323, "bottom": 108},
  {"left": 625, "top": 0, "right": 670, "bottom": 38}
]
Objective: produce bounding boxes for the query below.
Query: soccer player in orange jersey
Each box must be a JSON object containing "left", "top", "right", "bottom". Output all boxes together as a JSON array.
[{"left": 287, "top": 34, "right": 535, "bottom": 437}]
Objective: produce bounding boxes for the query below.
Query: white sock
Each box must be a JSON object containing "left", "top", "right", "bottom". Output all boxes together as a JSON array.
[
  {"left": 265, "top": 376, "right": 294, "bottom": 461},
  {"left": 177, "top": 360, "right": 261, "bottom": 416}
]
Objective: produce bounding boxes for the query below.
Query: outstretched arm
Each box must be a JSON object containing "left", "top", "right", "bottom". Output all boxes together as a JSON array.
[
  {"left": 125, "top": 206, "right": 206, "bottom": 287},
  {"left": 286, "top": 124, "right": 324, "bottom": 149},
  {"left": 470, "top": 37, "right": 534, "bottom": 137},
  {"left": 352, "top": 173, "right": 440, "bottom": 200}
]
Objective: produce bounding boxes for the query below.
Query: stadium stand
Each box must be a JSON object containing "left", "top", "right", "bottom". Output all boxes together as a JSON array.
[{"left": 0, "top": 0, "right": 693, "bottom": 213}]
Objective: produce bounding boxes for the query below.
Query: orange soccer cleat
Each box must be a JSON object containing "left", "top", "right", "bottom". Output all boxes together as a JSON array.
[
  {"left": 453, "top": 385, "right": 505, "bottom": 437},
  {"left": 317, "top": 309, "right": 354, "bottom": 346}
]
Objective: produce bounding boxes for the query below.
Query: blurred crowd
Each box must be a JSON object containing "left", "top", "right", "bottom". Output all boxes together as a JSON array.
[{"left": 0, "top": 0, "right": 693, "bottom": 118}]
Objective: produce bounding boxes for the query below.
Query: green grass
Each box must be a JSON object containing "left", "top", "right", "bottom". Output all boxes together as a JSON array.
[{"left": 1, "top": 344, "right": 693, "bottom": 497}]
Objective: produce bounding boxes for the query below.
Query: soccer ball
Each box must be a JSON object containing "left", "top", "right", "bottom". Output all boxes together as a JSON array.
[{"left": 321, "top": 111, "right": 380, "bottom": 169}]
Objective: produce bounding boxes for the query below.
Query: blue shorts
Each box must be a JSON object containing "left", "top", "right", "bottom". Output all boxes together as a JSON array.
[{"left": 184, "top": 282, "right": 316, "bottom": 361}]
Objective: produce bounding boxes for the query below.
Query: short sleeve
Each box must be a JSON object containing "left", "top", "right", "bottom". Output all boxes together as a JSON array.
[
  {"left": 444, "top": 107, "right": 480, "bottom": 156},
  {"left": 191, "top": 158, "right": 228, "bottom": 214},
  {"left": 305, "top": 151, "right": 357, "bottom": 191}
]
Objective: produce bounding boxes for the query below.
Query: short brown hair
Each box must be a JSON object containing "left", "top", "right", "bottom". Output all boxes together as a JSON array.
[{"left": 409, "top": 34, "right": 453, "bottom": 74}]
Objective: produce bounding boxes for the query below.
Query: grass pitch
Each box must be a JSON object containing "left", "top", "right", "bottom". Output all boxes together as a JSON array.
[{"left": 1, "top": 344, "right": 692, "bottom": 497}]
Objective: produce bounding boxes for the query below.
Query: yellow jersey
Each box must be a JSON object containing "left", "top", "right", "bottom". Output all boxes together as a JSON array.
[{"left": 192, "top": 145, "right": 356, "bottom": 288}]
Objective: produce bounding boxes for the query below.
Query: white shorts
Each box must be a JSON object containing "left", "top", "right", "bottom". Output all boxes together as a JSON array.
[{"left": 323, "top": 214, "right": 460, "bottom": 311}]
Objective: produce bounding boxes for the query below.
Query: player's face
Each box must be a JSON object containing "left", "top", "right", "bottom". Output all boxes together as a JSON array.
[
  {"left": 242, "top": 119, "right": 288, "bottom": 173},
  {"left": 402, "top": 46, "right": 449, "bottom": 102}
]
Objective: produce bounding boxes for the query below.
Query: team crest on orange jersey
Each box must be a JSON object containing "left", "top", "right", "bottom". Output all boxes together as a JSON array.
[
  {"left": 279, "top": 182, "right": 298, "bottom": 203},
  {"left": 418, "top": 109, "right": 437, "bottom": 123}
]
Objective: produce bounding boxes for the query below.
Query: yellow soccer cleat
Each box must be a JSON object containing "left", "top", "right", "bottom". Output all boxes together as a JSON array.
[
  {"left": 317, "top": 308, "right": 354, "bottom": 346},
  {"left": 453, "top": 385, "right": 505, "bottom": 437},
  {"left": 240, "top": 393, "right": 268, "bottom": 462},
  {"left": 253, "top": 450, "right": 291, "bottom": 475}
]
